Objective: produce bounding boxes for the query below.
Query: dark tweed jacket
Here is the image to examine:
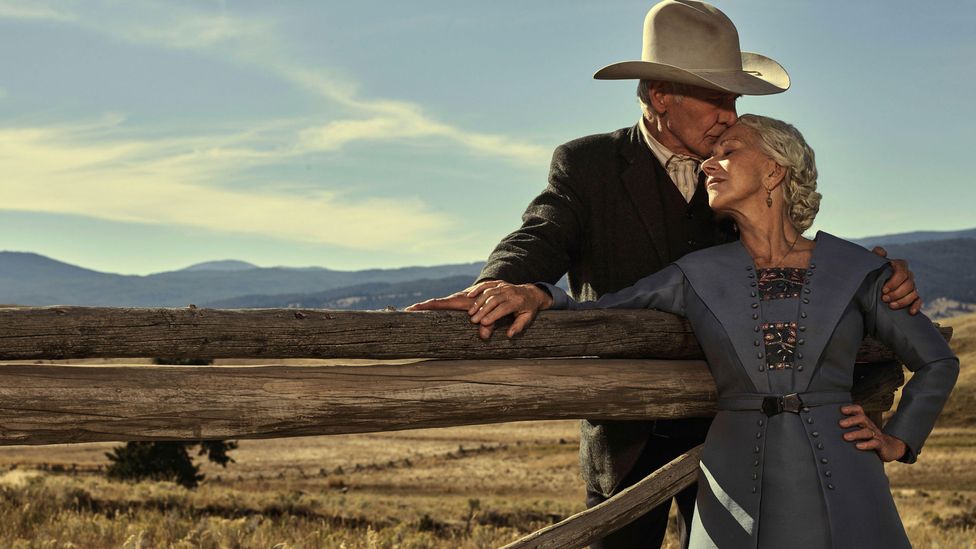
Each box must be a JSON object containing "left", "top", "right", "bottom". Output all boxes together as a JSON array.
[{"left": 479, "top": 124, "right": 734, "bottom": 497}]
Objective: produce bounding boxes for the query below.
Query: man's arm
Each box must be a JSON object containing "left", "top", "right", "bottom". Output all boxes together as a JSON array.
[
  {"left": 407, "top": 144, "right": 586, "bottom": 312},
  {"left": 477, "top": 144, "right": 586, "bottom": 285}
]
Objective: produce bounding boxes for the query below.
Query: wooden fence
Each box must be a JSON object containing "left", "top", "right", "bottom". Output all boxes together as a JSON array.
[{"left": 0, "top": 306, "right": 948, "bottom": 548}]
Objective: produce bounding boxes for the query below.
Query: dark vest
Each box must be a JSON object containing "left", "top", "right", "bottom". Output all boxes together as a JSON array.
[{"left": 653, "top": 170, "right": 737, "bottom": 263}]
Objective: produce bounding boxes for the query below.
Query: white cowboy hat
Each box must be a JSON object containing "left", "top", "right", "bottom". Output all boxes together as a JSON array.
[{"left": 594, "top": 0, "right": 790, "bottom": 95}]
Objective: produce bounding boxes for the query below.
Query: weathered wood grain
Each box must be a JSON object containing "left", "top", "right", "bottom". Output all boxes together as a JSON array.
[
  {"left": 0, "top": 307, "right": 951, "bottom": 361},
  {"left": 503, "top": 445, "right": 703, "bottom": 549},
  {"left": 0, "top": 359, "right": 716, "bottom": 445},
  {"left": 0, "top": 359, "right": 901, "bottom": 447}
]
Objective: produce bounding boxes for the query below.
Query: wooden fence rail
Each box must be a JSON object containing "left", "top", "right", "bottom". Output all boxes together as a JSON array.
[
  {"left": 0, "top": 306, "right": 940, "bottom": 362},
  {"left": 0, "top": 358, "right": 905, "bottom": 446}
]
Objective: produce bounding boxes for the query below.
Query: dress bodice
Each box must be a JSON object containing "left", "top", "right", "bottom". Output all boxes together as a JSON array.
[{"left": 757, "top": 267, "right": 805, "bottom": 393}]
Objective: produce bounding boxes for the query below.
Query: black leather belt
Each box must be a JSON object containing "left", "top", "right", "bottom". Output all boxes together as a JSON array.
[{"left": 717, "top": 391, "right": 851, "bottom": 417}]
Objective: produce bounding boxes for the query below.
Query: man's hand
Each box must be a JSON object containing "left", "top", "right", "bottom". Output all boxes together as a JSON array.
[
  {"left": 404, "top": 280, "right": 505, "bottom": 312},
  {"left": 871, "top": 246, "right": 922, "bottom": 315},
  {"left": 839, "top": 404, "right": 907, "bottom": 462},
  {"left": 466, "top": 281, "right": 554, "bottom": 340}
]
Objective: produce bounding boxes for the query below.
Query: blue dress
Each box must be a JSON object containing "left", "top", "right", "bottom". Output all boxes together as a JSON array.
[{"left": 542, "top": 232, "right": 959, "bottom": 548}]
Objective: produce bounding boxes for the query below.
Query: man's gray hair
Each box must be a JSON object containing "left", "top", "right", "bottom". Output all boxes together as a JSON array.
[
  {"left": 736, "top": 114, "right": 822, "bottom": 233},
  {"left": 637, "top": 80, "right": 687, "bottom": 121}
]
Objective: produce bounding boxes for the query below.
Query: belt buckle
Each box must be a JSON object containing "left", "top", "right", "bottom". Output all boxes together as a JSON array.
[
  {"left": 782, "top": 393, "right": 803, "bottom": 413},
  {"left": 761, "top": 393, "right": 804, "bottom": 416}
]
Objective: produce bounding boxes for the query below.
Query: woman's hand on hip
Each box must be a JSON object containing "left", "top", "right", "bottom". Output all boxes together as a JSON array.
[
  {"left": 839, "top": 404, "right": 907, "bottom": 462},
  {"left": 465, "top": 281, "right": 554, "bottom": 340}
]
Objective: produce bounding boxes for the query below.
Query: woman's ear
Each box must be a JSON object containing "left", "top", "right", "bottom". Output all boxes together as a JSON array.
[{"left": 766, "top": 161, "right": 787, "bottom": 187}]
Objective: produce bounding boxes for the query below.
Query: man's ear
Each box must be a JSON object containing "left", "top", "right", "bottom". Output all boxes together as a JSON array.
[{"left": 650, "top": 83, "right": 671, "bottom": 116}]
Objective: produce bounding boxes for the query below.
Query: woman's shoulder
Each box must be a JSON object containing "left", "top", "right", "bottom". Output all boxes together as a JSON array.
[
  {"left": 811, "top": 232, "right": 889, "bottom": 274},
  {"left": 674, "top": 240, "right": 745, "bottom": 270}
]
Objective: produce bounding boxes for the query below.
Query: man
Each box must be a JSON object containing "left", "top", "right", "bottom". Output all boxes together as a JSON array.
[{"left": 409, "top": 1, "right": 920, "bottom": 547}]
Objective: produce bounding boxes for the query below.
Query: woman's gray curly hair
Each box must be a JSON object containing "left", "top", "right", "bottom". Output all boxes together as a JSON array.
[{"left": 736, "top": 114, "right": 821, "bottom": 233}]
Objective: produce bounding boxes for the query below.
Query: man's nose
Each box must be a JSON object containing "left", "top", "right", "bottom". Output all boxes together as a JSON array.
[{"left": 719, "top": 106, "right": 738, "bottom": 126}]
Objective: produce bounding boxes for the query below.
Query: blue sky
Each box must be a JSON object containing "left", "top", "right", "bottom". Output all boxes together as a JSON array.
[{"left": 0, "top": 1, "right": 973, "bottom": 275}]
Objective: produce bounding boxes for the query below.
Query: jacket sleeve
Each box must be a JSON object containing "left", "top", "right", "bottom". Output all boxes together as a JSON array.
[
  {"left": 859, "top": 265, "right": 960, "bottom": 463},
  {"left": 539, "top": 263, "right": 687, "bottom": 316},
  {"left": 477, "top": 144, "right": 586, "bottom": 285}
]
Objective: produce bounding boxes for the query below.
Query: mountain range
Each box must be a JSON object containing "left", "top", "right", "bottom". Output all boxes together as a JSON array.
[
  {"left": 0, "top": 252, "right": 483, "bottom": 307},
  {"left": 2, "top": 227, "right": 973, "bottom": 316}
]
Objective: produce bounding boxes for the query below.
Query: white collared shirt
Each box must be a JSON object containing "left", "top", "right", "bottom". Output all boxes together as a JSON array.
[{"left": 638, "top": 117, "right": 701, "bottom": 203}]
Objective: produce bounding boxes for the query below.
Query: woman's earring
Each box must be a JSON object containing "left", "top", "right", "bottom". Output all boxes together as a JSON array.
[{"left": 765, "top": 187, "right": 773, "bottom": 208}]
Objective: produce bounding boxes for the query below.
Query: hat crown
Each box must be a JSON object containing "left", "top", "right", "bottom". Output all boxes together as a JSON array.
[{"left": 642, "top": 0, "right": 743, "bottom": 71}]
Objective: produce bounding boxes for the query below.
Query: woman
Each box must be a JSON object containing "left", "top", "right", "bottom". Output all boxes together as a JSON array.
[{"left": 460, "top": 115, "right": 959, "bottom": 548}]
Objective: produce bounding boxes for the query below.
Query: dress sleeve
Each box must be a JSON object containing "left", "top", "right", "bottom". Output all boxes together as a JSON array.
[
  {"left": 539, "top": 263, "right": 687, "bottom": 316},
  {"left": 477, "top": 144, "right": 585, "bottom": 285},
  {"left": 859, "top": 265, "right": 960, "bottom": 463}
]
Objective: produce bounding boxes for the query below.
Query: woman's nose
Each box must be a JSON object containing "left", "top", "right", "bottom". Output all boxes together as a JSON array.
[{"left": 700, "top": 156, "right": 718, "bottom": 175}]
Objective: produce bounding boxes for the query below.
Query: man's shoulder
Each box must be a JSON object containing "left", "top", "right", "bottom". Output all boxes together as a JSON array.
[{"left": 555, "top": 125, "right": 636, "bottom": 159}]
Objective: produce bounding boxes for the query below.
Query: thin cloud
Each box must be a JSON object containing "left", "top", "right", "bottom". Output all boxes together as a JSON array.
[
  {"left": 0, "top": 1, "right": 75, "bottom": 21},
  {"left": 35, "top": 1, "right": 551, "bottom": 167},
  {"left": 0, "top": 121, "right": 454, "bottom": 252}
]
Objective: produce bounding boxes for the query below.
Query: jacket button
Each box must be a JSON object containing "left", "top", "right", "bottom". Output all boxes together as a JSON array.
[
  {"left": 797, "top": 352, "right": 804, "bottom": 359},
  {"left": 751, "top": 486, "right": 757, "bottom": 493},
  {"left": 753, "top": 313, "right": 759, "bottom": 320},
  {"left": 821, "top": 458, "right": 829, "bottom": 464},
  {"left": 754, "top": 446, "right": 760, "bottom": 453},
  {"left": 751, "top": 303, "right": 759, "bottom": 309},
  {"left": 799, "top": 325, "right": 806, "bottom": 331},
  {"left": 754, "top": 340, "right": 761, "bottom": 346},
  {"left": 825, "top": 470, "right": 832, "bottom": 477},
  {"left": 812, "top": 431, "right": 820, "bottom": 437},
  {"left": 752, "top": 473, "right": 758, "bottom": 480},
  {"left": 803, "top": 298, "right": 810, "bottom": 304},
  {"left": 800, "top": 312, "right": 808, "bottom": 318},
  {"left": 757, "top": 419, "right": 764, "bottom": 426},
  {"left": 797, "top": 364, "right": 804, "bottom": 371},
  {"left": 817, "top": 442, "right": 824, "bottom": 450},
  {"left": 827, "top": 484, "right": 835, "bottom": 490},
  {"left": 746, "top": 266, "right": 753, "bottom": 271},
  {"left": 753, "top": 460, "right": 759, "bottom": 467},
  {"left": 807, "top": 417, "right": 814, "bottom": 424},
  {"left": 798, "top": 339, "right": 805, "bottom": 345}
]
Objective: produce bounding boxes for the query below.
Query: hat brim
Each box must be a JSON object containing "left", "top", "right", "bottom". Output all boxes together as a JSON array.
[{"left": 593, "top": 52, "right": 790, "bottom": 96}]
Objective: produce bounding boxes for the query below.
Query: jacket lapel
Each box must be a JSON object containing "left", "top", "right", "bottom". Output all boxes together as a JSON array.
[
  {"left": 619, "top": 124, "right": 669, "bottom": 265},
  {"left": 793, "top": 232, "right": 888, "bottom": 392},
  {"left": 675, "top": 241, "right": 771, "bottom": 393}
]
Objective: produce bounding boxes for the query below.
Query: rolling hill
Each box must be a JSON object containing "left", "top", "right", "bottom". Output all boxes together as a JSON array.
[{"left": 1, "top": 227, "right": 972, "bottom": 311}]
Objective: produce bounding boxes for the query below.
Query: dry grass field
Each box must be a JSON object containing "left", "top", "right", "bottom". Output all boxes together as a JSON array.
[{"left": 0, "top": 313, "right": 973, "bottom": 548}]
